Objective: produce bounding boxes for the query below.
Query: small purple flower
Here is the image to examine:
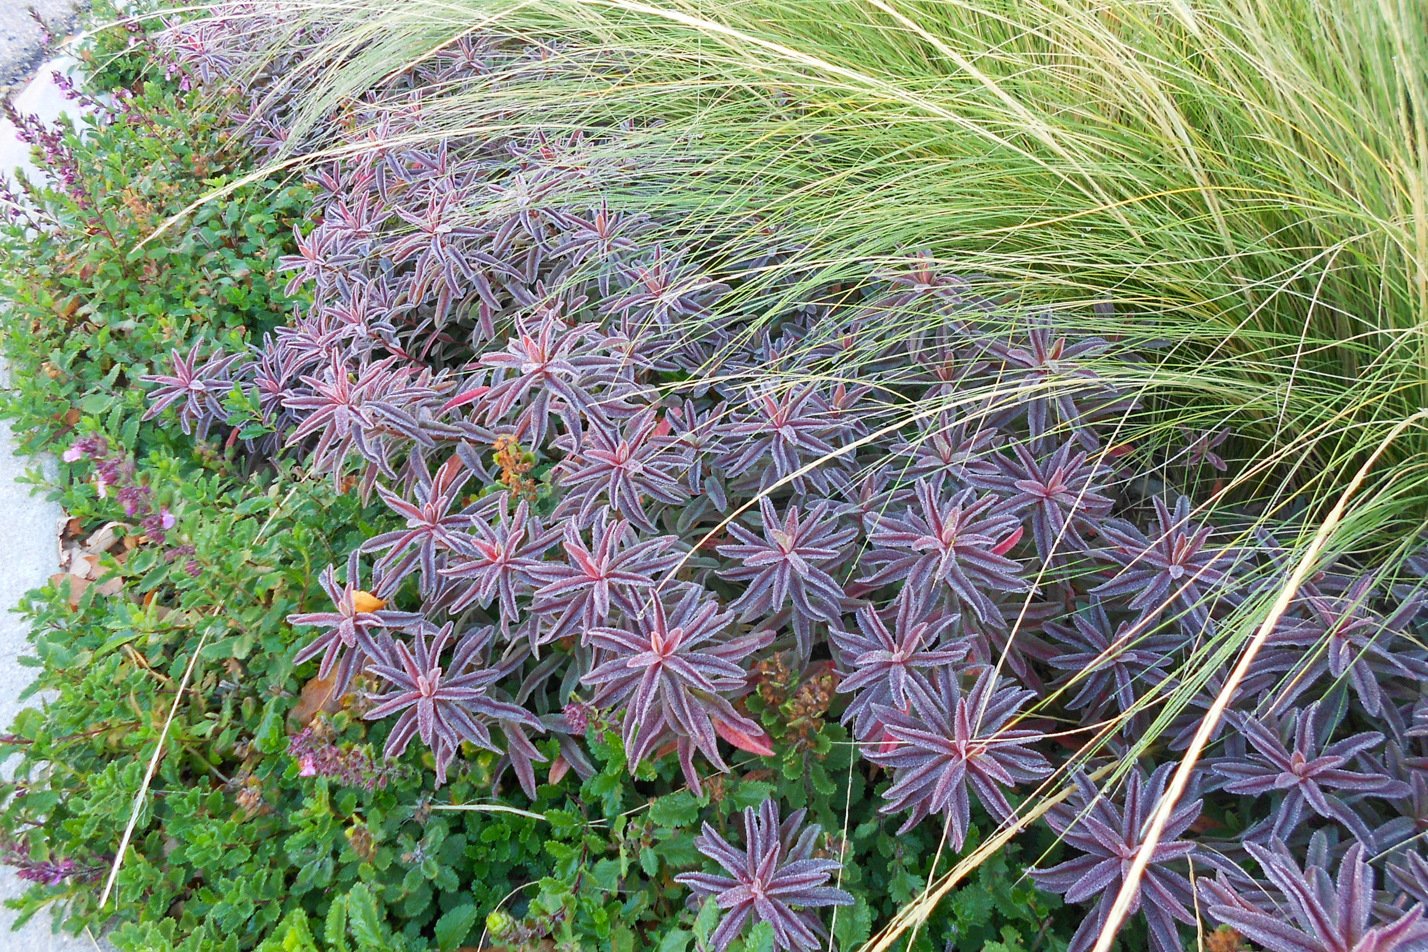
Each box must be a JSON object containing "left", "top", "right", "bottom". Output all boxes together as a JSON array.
[
  {"left": 288, "top": 727, "right": 391, "bottom": 791},
  {"left": 675, "top": 802, "right": 852, "bottom": 952}
]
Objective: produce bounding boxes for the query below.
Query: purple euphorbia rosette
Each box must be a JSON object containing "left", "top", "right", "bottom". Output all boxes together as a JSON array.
[
  {"left": 716, "top": 497, "right": 854, "bottom": 660},
  {"left": 861, "top": 480, "right": 1026, "bottom": 625},
  {"left": 582, "top": 586, "right": 773, "bottom": 794},
  {"left": 1208, "top": 703, "right": 1410, "bottom": 846},
  {"left": 829, "top": 598, "right": 968, "bottom": 742},
  {"left": 363, "top": 622, "right": 545, "bottom": 792},
  {"left": 1031, "top": 765, "right": 1204, "bottom": 952},
  {"left": 675, "top": 802, "right": 852, "bottom": 952},
  {"left": 866, "top": 667, "right": 1050, "bottom": 848},
  {"left": 1200, "top": 839, "right": 1428, "bottom": 952},
  {"left": 287, "top": 550, "right": 423, "bottom": 694},
  {"left": 528, "top": 511, "right": 686, "bottom": 641}
]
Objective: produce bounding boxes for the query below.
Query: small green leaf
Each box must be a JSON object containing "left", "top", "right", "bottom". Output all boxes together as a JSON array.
[
  {"left": 433, "top": 903, "right": 479, "bottom": 952},
  {"left": 345, "top": 884, "right": 388, "bottom": 950}
]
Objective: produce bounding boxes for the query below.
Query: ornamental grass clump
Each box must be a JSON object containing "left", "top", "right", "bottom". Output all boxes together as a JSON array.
[{"left": 0, "top": 1, "right": 1417, "bottom": 949}]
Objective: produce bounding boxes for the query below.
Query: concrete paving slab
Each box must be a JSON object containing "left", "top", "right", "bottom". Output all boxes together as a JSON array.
[
  {"left": 0, "top": 57, "right": 107, "bottom": 952},
  {"left": 0, "top": 0, "right": 85, "bottom": 93}
]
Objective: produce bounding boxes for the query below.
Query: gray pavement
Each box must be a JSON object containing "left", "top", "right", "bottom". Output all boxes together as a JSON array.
[
  {"left": 1, "top": 53, "right": 106, "bottom": 952},
  {"left": 1, "top": 0, "right": 86, "bottom": 94}
]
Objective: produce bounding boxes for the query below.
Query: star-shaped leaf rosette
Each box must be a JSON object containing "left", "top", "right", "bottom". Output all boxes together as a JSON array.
[
  {"left": 675, "top": 802, "right": 853, "bottom": 952},
  {"left": 288, "top": 549, "right": 424, "bottom": 695}
]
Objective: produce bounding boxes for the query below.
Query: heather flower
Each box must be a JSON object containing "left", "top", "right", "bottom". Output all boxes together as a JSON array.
[
  {"left": 1208, "top": 704, "right": 1409, "bottom": 846},
  {"left": 583, "top": 586, "right": 772, "bottom": 793},
  {"left": 861, "top": 480, "right": 1026, "bottom": 625},
  {"left": 1031, "top": 765, "right": 1204, "bottom": 952},
  {"left": 288, "top": 550, "right": 424, "bottom": 694},
  {"left": 715, "top": 498, "right": 854, "bottom": 658},
  {"left": 553, "top": 409, "right": 692, "bottom": 533},
  {"left": 528, "top": 512, "right": 686, "bottom": 642},
  {"left": 442, "top": 495, "right": 559, "bottom": 621},
  {"left": 0, "top": 840, "right": 103, "bottom": 887},
  {"left": 1093, "top": 495, "right": 1240, "bottom": 636},
  {"left": 1200, "top": 840, "right": 1428, "bottom": 952},
  {"left": 288, "top": 725, "right": 391, "bottom": 791},
  {"left": 866, "top": 667, "right": 1050, "bottom": 847},
  {"left": 364, "top": 622, "right": 545, "bottom": 790},
  {"left": 674, "top": 802, "right": 853, "bottom": 952},
  {"left": 830, "top": 599, "right": 969, "bottom": 741}
]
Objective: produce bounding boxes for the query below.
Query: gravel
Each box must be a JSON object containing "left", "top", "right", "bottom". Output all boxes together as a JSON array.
[{"left": 0, "top": 0, "right": 88, "bottom": 95}]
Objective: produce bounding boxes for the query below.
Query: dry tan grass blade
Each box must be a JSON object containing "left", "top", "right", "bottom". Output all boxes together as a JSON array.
[{"left": 98, "top": 629, "right": 211, "bottom": 909}]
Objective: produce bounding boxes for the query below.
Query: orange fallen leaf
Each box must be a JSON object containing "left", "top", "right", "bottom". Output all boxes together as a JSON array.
[
  {"left": 289, "top": 674, "right": 343, "bottom": 725},
  {"left": 351, "top": 591, "right": 386, "bottom": 613}
]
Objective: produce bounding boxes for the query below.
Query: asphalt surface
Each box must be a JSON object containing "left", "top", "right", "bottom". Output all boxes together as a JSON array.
[{"left": 0, "top": 0, "right": 86, "bottom": 94}]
